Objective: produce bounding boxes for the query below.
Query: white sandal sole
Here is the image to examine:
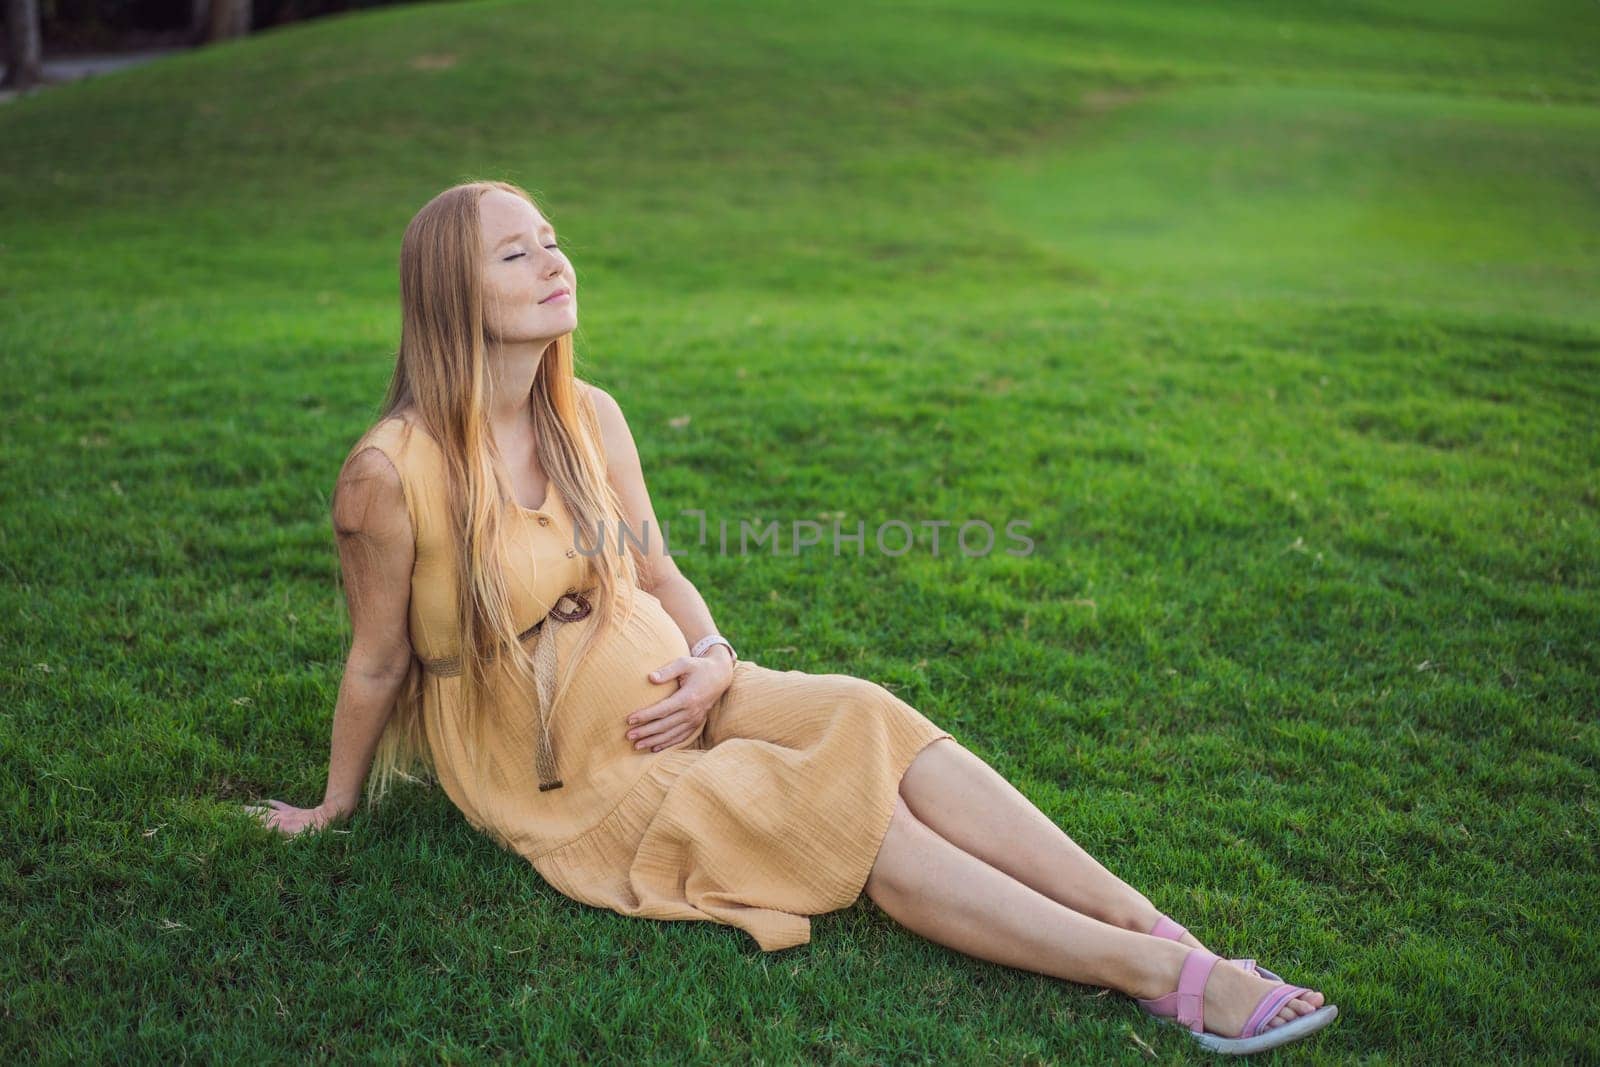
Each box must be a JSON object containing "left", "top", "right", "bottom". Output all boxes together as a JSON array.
[{"left": 1191, "top": 1003, "right": 1339, "bottom": 1055}]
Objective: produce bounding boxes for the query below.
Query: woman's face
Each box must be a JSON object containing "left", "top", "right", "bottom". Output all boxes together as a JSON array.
[{"left": 477, "top": 188, "right": 577, "bottom": 345}]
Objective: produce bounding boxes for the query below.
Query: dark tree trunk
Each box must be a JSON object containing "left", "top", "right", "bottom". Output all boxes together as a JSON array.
[
  {"left": 205, "top": 0, "right": 252, "bottom": 43},
  {"left": 189, "top": 0, "right": 211, "bottom": 46},
  {"left": 2, "top": 0, "right": 44, "bottom": 91}
]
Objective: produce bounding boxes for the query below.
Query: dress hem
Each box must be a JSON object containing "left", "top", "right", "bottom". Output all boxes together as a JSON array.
[{"left": 520, "top": 671, "right": 958, "bottom": 955}]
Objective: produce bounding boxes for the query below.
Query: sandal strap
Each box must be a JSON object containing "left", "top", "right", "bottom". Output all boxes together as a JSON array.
[
  {"left": 1243, "top": 983, "right": 1314, "bottom": 1037},
  {"left": 1175, "top": 949, "right": 1222, "bottom": 1032},
  {"left": 1149, "top": 914, "right": 1189, "bottom": 942}
]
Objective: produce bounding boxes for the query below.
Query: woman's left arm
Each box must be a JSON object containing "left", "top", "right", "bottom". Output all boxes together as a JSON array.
[{"left": 587, "top": 385, "right": 735, "bottom": 747}]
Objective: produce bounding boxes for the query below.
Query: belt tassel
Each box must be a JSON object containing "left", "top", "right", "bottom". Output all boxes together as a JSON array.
[{"left": 420, "top": 588, "right": 596, "bottom": 794}]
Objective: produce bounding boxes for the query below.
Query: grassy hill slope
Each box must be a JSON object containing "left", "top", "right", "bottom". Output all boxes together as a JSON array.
[{"left": 2, "top": 1, "right": 1596, "bottom": 1061}]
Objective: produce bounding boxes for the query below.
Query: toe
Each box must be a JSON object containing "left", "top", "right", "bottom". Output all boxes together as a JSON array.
[
  {"left": 1286, "top": 993, "right": 1321, "bottom": 1017},
  {"left": 1267, "top": 991, "right": 1323, "bottom": 1028}
]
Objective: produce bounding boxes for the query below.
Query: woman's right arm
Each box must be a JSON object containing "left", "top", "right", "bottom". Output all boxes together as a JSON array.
[{"left": 244, "top": 445, "right": 416, "bottom": 835}]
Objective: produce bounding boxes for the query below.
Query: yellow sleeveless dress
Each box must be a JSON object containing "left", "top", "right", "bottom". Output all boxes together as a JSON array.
[{"left": 360, "top": 417, "right": 954, "bottom": 951}]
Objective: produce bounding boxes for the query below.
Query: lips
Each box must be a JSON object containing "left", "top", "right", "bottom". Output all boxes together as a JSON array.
[{"left": 540, "top": 287, "right": 572, "bottom": 303}]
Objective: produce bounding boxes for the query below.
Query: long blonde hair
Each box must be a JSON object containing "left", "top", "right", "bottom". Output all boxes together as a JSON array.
[{"left": 339, "top": 179, "right": 643, "bottom": 812}]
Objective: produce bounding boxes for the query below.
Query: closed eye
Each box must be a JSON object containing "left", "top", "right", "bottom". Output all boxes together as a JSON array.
[{"left": 504, "top": 244, "right": 560, "bottom": 261}]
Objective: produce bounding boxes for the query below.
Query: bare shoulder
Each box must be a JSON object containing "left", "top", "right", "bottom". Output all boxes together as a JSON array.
[
  {"left": 580, "top": 382, "right": 639, "bottom": 468},
  {"left": 375, "top": 407, "right": 423, "bottom": 437},
  {"left": 582, "top": 381, "right": 621, "bottom": 422},
  {"left": 333, "top": 443, "right": 409, "bottom": 539},
  {"left": 365, "top": 408, "right": 442, "bottom": 459}
]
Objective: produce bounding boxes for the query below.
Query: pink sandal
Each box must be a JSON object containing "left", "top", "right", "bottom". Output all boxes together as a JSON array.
[
  {"left": 1136, "top": 945, "right": 1339, "bottom": 1055},
  {"left": 1146, "top": 914, "right": 1283, "bottom": 981}
]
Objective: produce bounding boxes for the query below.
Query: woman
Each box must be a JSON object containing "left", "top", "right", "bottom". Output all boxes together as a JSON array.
[{"left": 246, "top": 180, "right": 1337, "bottom": 1055}]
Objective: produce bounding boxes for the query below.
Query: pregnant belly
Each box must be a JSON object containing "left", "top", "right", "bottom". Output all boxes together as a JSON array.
[{"left": 544, "top": 587, "right": 700, "bottom": 798}]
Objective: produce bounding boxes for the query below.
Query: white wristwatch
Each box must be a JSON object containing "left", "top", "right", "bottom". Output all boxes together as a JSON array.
[{"left": 691, "top": 634, "right": 737, "bottom": 662}]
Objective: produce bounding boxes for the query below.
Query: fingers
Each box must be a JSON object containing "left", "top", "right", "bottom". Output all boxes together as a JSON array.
[
  {"left": 630, "top": 707, "right": 707, "bottom": 748},
  {"left": 640, "top": 721, "right": 694, "bottom": 752},
  {"left": 629, "top": 711, "right": 684, "bottom": 748},
  {"left": 629, "top": 660, "right": 719, "bottom": 746},
  {"left": 627, "top": 694, "right": 675, "bottom": 726},
  {"left": 652, "top": 726, "right": 691, "bottom": 752},
  {"left": 649, "top": 658, "right": 688, "bottom": 683},
  {"left": 243, "top": 801, "right": 316, "bottom": 835},
  {"left": 244, "top": 810, "right": 283, "bottom": 833},
  {"left": 630, "top": 705, "right": 711, "bottom": 749}
]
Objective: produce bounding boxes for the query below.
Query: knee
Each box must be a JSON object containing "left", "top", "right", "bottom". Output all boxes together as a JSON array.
[
  {"left": 863, "top": 795, "right": 921, "bottom": 903},
  {"left": 843, "top": 675, "right": 904, "bottom": 718}
]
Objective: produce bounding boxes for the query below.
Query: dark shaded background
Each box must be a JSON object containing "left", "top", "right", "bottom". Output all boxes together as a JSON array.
[{"left": 10, "top": 0, "right": 410, "bottom": 49}]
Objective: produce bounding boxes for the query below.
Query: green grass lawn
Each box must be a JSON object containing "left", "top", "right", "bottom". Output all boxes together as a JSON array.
[{"left": 3, "top": 0, "right": 1597, "bottom": 1060}]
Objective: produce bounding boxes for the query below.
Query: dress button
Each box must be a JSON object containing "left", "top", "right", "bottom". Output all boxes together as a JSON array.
[
  {"left": 565, "top": 548, "right": 576, "bottom": 557},
  {"left": 538, "top": 516, "right": 551, "bottom": 526}
]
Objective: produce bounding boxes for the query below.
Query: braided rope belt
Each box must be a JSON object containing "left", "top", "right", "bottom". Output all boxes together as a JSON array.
[{"left": 419, "top": 588, "right": 596, "bottom": 792}]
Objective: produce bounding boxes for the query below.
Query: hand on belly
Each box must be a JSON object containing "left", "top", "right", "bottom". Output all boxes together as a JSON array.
[
  {"left": 604, "top": 594, "right": 731, "bottom": 754},
  {"left": 624, "top": 650, "right": 733, "bottom": 752},
  {"left": 552, "top": 590, "right": 708, "bottom": 760}
]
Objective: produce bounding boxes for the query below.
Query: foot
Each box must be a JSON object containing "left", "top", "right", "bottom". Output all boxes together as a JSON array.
[{"left": 1187, "top": 956, "right": 1327, "bottom": 1038}]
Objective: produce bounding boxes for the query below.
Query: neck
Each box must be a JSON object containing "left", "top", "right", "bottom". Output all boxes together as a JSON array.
[{"left": 486, "top": 337, "right": 549, "bottom": 430}]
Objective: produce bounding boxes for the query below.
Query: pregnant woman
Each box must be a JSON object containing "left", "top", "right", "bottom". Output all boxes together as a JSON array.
[{"left": 246, "top": 180, "right": 1337, "bottom": 1055}]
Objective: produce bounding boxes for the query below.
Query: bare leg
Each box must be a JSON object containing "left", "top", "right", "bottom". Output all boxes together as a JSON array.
[
  {"left": 899, "top": 738, "right": 1203, "bottom": 948},
  {"left": 864, "top": 795, "right": 1327, "bottom": 1033}
]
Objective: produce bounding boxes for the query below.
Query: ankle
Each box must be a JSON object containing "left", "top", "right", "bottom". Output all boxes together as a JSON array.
[
  {"left": 1125, "top": 937, "right": 1191, "bottom": 1001},
  {"left": 1123, "top": 897, "right": 1165, "bottom": 935}
]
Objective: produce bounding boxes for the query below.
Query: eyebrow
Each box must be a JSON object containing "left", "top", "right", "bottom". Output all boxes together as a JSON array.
[{"left": 493, "top": 223, "right": 556, "bottom": 250}]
